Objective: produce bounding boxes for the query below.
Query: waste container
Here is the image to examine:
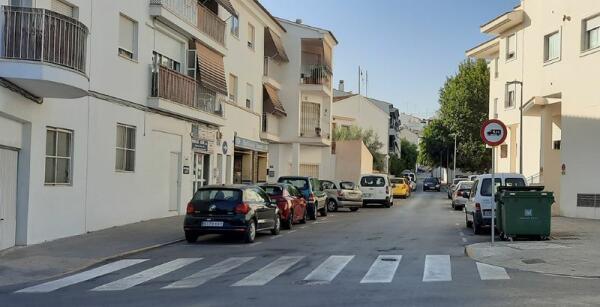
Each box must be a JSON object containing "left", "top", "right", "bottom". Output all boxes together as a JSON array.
[{"left": 495, "top": 186, "right": 555, "bottom": 241}]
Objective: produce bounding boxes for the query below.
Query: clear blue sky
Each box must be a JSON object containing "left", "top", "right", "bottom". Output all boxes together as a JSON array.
[{"left": 260, "top": 0, "right": 519, "bottom": 118}]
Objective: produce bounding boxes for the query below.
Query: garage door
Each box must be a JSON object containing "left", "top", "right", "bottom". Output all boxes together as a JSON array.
[{"left": 0, "top": 148, "right": 18, "bottom": 250}]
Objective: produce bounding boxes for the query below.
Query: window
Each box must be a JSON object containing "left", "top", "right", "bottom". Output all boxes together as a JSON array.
[
  {"left": 229, "top": 74, "right": 238, "bottom": 102},
  {"left": 245, "top": 83, "right": 254, "bottom": 109},
  {"left": 544, "top": 31, "right": 561, "bottom": 62},
  {"left": 118, "top": 14, "right": 138, "bottom": 60},
  {"left": 10, "top": 0, "right": 32, "bottom": 6},
  {"left": 247, "top": 23, "right": 255, "bottom": 49},
  {"left": 480, "top": 178, "right": 502, "bottom": 197},
  {"left": 584, "top": 15, "right": 600, "bottom": 51},
  {"left": 51, "top": 0, "right": 76, "bottom": 18},
  {"left": 493, "top": 58, "right": 499, "bottom": 78},
  {"left": 320, "top": 180, "right": 337, "bottom": 190},
  {"left": 506, "top": 33, "right": 516, "bottom": 60},
  {"left": 45, "top": 127, "right": 73, "bottom": 185},
  {"left": 553, "top": 140, "right": 561, "bottom": 150},
  {"left": 506, "top": 90, "right": 515, "bottom": 109},
  {"left": 152, "top": 51, "right": 181, "bottom": 72},
  {"left": 500, "top": 144, "right": 508, "bottom": 158},
  {"left": 360, "top": 176, "right": 386, "bottom": 187},
  {"left": 301, "top": 102, "right": 321, "bottom": 136},
  {"left": 116, "top": 124, "right": 136, "bottom": 172},
  {"left": 230, "top": 15, "right": 239, "bottom": 37}
]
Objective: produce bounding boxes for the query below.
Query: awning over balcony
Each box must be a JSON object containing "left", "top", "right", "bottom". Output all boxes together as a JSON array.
[
  {"left": 263, "top": 84, "right": 286, "bottom": 116},
  {"left": 195, "top": 42, "right": 227, "bottom": 95},
  {"left": 216, "top": 0, "right": 237, "bottom": 16},
  {"left": 264, "top": 28, "right": 289, "bottom": 62}
]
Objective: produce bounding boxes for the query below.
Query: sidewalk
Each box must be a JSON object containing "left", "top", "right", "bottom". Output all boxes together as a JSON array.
[
  {"left": 0, "top": 215, "right": 184, "bottom": 287},
  {"left": 466, "top": 216, "right": 600, "bottom": 278}
]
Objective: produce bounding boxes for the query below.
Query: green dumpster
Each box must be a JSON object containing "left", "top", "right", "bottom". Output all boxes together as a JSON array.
[{"left": 495, "top": 186, "right": 555, "bottom": 241}]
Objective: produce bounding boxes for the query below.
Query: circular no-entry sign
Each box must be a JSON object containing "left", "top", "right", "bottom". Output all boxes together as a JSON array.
[{"left": 481, "top": 119, "right": 507, "bottom": 147}]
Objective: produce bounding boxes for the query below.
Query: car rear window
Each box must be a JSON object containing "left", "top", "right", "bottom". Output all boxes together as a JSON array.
[
  {"left": 193, "top": 189, "right": 241, "bottom": 202},
  {"left": 480, "top": 178, "right": 502, "bottom": 196},
  {"left": 361, "top": 176, "right": 386, "bottom": 187},
  {"left": 459, "top": 183, "right": 473, "bottom": 191},
  {"left": 391, "top": 178, "right": 405, "bottom": 184},
  {"left": 505, "top": 178, "right": 526, "bottom": 187},
  {"left": 278, "top": 178, "right": 309, "bottom": 191},
  {"left": 340, "top": 181, "right": 355, "bottom": 190},
  {"left": 424, "top": 178, "right": 438, "bottom": 183},
  {"left": 261, "top": 186, "right": 283, "bottom": 197}
]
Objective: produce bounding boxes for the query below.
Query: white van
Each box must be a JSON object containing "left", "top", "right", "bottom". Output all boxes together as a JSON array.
[
  {"left": 464, "top": 173, "right": 527, "bottom": 234},
  {"left": 359, "top": 174, "right": 393, "bottom": 208}
]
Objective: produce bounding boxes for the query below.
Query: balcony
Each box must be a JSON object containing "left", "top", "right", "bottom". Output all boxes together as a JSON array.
[
  {"left": 300, "top": 101, "right": 330, "bottom": 146},
  {"left": 263, "top": 57, "right": 281, "bottom": 89},
  {"left": 149, "top": 63, "right": 225, "bottom": 125},
  {"left": 0, "top": 6, "right": 89, "bottom": 98},
  {"left": 149, "top": 0, "right": 226, "bottom": 53}
]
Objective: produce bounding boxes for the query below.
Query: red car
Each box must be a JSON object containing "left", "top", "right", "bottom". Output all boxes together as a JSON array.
[{"left": 259, "top": 183, "right": 307, "bottom": 229}]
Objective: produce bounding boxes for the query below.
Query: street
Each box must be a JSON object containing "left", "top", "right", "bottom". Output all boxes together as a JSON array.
[{"left": 1, "top": 186, "right": 599, "bottom": 307}]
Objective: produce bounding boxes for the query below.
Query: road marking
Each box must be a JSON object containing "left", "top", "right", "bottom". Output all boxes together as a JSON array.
[
  {"left": 164, "top": 257, "right": 254, "bottom": 289},
  {"left": 476, "top": 262, "right": 510, "bottom": 280},
  {"left": 300, "top": 226, "right": 307, "bottom": 229},
  {"left": 288, "top": 230, "right": 297, "bottom": 234},
  {"left": 360, "top": 255, "right": 402, "bottom": 283},
  {"left": 304, "top": 255, "right": 354, "bottom": 284},
  {"left": 462, "top": 238, "right": 468, "bottom": 243},
  {"left": 92, "top": 258, "right": 201, "bottom": 291},
  {"left": 423, "top": 255, "right": 452, "bottom": 282},
  {"left": 16, "top": 259, "right": 148, "bottom": 293},
  {"left": 233, "top": 256, "right": 303, "bottom": 286}
]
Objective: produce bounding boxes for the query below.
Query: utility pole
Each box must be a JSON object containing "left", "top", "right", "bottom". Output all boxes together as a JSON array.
[
  {"left": 358, "top": 66, "right": 362, "bottom": 95},
  {"left": 453, "top": 134, "right": 457, "bottom": 181},
  {"left": 365, "top": 70, "right": 369, "bottom": 97}
]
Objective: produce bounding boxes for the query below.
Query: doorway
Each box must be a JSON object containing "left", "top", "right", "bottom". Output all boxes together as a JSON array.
[
  {"left": 193, "top": 152, "right": 210, "bottom": 192},
  {"left": 0, "top": 148, "right": 18, "bottom": 250},
  {"left": 169, "top": 152, "right": 181, "bottom": 212}
]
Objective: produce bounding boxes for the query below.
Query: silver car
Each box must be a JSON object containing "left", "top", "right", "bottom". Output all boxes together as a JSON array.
[
  {"left": 320, "top": 180, "right": 363, "bottom": 212},
  {"left": 451, "top": 181, "right": 473, "bottom": 210}
]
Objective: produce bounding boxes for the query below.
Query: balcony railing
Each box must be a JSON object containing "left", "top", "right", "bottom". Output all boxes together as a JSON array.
[
  {"left": 151, "top": 0, "right": 225, "bottom": 46},
  {"left": 151, "top": 63, "right": 223, "bottom": 116},
  {"left": 300, "top": 64, "right": 331, "bottom": 87},
  {"left": 0, "top": 6, "right": 88, "bottom": 74}
]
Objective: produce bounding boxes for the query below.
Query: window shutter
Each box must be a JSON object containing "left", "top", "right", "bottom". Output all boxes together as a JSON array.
[
  {"left": 51, "top": 0, "right": 74, "bottom": 18},
  {"left": 119, "top": 15, "right": 135, "bottom": 53},
  {"left": 586, "top": 15, "right": 600, "bottom": 31}
]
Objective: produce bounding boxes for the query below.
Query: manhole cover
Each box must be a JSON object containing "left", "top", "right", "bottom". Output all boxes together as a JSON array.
[{"left": 522, "top": 258, "right": 546, "bottom": 264}]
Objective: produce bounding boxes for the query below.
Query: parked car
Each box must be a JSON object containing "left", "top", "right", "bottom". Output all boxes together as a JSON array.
[
  {"left": 184, "top": 185, "right": 280, "bottom": 244},
  {"left": 451, "top": 181, "right": 473, "bottom": 210},
  {"left": 465, "top": 173, "right": 527, "bottom": 234},
  {"left": 468, "top": 175, "right": 479, "bottom": 182},
  {"left": 423, "top": 177, "right": 441, "bottom": 192},
  {"left": 402, "top": 171, "right": 417, "bottom": 183},
  {"left": 277, "top": 176, "right": 327, "bottom": 220},
  {"left": 258, "top": 183, "right": 307, "bottom": 229},
  {"left": 447, "top": 178, "right": 465, "bottom": 199},
  {"left": 320, "top": 180, "right": 363, "bottom": 212},
  {"left": 359, "top": 174, "right": 393, "bottom": 208},
  {"left": 391, "top": 177, "right": 411, "bottom": 199}
]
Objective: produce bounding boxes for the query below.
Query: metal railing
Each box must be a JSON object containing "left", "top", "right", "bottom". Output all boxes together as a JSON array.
[
  {"left": 527, "top": 173, "right": 541, "bottom": 185},
  {"left": 151, "top": 0, "right": 225, "bottom": 46},
  {"left": 0, "top": 6, "right": 88, "bottom": 74},
  {"left": 300, "top": 64, "right": 331, "bottom": 87},
  {"left": 300, "top": 101, "right": 321, "bottom": 137}
]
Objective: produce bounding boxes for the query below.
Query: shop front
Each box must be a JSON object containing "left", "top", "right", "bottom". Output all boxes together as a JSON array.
[
  {"left": 191, "top": 124, "right": 218, "bottom": 192},
  {"left": 234, "top": 136, "right": 268, "bottom": 184}
]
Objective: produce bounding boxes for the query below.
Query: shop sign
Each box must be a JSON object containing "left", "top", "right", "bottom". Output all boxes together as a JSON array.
[
  {"left": 234, "top": 137, "right": 268, "bottom": 152},
  {"left": 192, "top": 140, "right": 209, "bottom": 153}
]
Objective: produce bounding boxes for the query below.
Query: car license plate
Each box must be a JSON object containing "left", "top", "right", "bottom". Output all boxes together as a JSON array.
[
  {"left": 363, "top": 193, "right": 371, "bottom": 198},
  {"left": 201, "top": 221, "right": 223, "bottom": 227}
]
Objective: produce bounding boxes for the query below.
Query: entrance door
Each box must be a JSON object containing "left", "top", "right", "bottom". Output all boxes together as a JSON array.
[
  {"left": 169, "top": 152, "right": 181, "bottom": 212},
  {"left": 0, "top": 148, "right": 18, "bottom": 250},
  {"left": 193, "top": 153, "right": 209, "bottom": 192}
]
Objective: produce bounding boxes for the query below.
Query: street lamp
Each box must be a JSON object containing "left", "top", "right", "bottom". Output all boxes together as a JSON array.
[{"left": 506, "top": 80, "right": 523, "bottom": 175}]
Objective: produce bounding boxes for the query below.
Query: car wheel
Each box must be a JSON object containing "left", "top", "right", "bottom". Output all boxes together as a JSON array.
[
  {"left": 271, "top": 216, "right": 281, "bottom": 235},
  {"left": 319, "top": 203, "right": 328, "bottom": 216},
  {"left": 384, "top": 201, "right": 391, "bottom": 208},
  {"left": 473, "top": 214, "right": 483, "bottom": 235},
  {"left": 309, "top": 203, "right": 318, "bottom": 220},
  {"left": 465, "top": 212, "right": 472, "bottom": 228},
  {"left": 185, "top": 231, "right": 198, "bottom": 243},
  {"left": 283, "top": 211, "right": 293, "bottom": 230},
  {"left": 245, "top": 221, "right": 257, "bottom": 243},
  {"left": 350, "top": 207, "right": 359, "bottom": 212},
  {"left": 327, "top": 199, "right": 338, "bottom": 212},
  {"left": 300, "top": 208, "right": 307, "bottom": 224}
]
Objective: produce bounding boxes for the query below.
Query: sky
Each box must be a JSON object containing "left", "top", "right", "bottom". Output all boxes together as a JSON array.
[{"left": 260, "top": 0, "right": 520, "bottom": 118}]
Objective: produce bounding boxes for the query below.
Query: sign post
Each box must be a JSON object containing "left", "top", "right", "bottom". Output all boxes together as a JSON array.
[{"left": 480, "top": 119, "right": 508, "bottom": 245}]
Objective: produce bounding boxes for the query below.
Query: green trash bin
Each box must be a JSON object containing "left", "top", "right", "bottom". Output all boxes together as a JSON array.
[{"left": 495, "top": 186, "right": 555, "bottom": 241}]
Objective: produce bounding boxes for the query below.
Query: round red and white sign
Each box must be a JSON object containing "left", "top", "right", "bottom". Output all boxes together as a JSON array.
[{"left": 480, "top": 119, "right": 507, "bottom": 147}]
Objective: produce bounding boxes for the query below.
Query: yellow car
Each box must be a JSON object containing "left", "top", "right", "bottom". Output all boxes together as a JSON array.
[{"left": 391, "top": 178, "right": 411, "bottom": 199}]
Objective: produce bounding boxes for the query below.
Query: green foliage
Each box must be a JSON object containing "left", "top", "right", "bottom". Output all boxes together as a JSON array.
[
  {"left": 333, "top": 125, "right": 385, "bottom": 171},
  {"left": 419, "top": 59, "right": 492, "bottom": 172},
  {"left": 390, "top": 139, "right": 418, "bottom": 176}
]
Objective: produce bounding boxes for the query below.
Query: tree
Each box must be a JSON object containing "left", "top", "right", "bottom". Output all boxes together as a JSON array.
[
  {"left": 418, "top": 119, "right": 453, "bottom": 167},
  {"left": 390, "top": 139, "right": 418, "bottom": 176},
  {"left": 333, "top": 125, "right": 385, "bottom": 171}
]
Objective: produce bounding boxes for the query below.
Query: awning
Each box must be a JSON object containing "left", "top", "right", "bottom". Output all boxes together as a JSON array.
[
  {"left": 263, "top": 84, "right": 286, "bottom": 116},
  {"left": 195, "top": 42, "right": 227, "bottom": 95},
  {"left": 216, "top": 0, "right": 236, "bottom": 16},
  {"left": 264, "top": 28, "right": 289, "bottom": 62}
]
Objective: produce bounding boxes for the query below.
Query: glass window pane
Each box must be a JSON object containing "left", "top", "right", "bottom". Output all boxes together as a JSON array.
[
  {"left": 590, "top": 28, "right": 599, "bottom": 49},
  {"left": 126, "top": 127, "right": 136, "bottom": 149},
  {"left": 56, "top": 158, "right": 70, "bottom": 183},
  {"left": 116, "top": 148, "right": 125, "bottom": 170},
  {"left": 45, "top": 157, "right": 55, "bottom": 183},
  {"left": 125, "top": 150, "right": 135, "bottom": 171},
  {"left": 46, "top": 130, "right": 56, "bottom": 156},
  {"left": 116, "top": 125, "right": 126, "bottom": 148},
  {"left": 56, "top": 131, "right": 71, "bottom": 157}
]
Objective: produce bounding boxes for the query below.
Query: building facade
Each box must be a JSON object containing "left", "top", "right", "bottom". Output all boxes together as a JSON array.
[{"left": 467, "top": 0, "right": 600, "bottom": 218}]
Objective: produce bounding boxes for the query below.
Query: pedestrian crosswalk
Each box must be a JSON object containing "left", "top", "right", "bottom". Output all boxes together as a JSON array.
[{"left": 15, "top": 255, "right": 510, "bottom": 293}]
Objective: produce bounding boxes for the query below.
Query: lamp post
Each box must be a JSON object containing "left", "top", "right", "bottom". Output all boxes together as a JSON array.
[
  {"left": 452, "top": 133, "right": 457, "bottom": 181},
  {"left": 506, "top": 80, "right": 524, "bottom": 174}
]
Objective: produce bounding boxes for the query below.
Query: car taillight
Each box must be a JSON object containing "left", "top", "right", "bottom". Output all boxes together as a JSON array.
[
  {"left": 235, "top": 202, "right": 250, "bottom": 214},
  {"left": 308, "top": 193, "right": 315, "bottom": 202},
  {"left": 386, "top": 186, "right": 389, "bottom": 194},
  {"left": 186, "top": 202, "right": 194, "bottom": 214},
  {"left": 475, "top": 203, "right": 481, "bottom": 211}
]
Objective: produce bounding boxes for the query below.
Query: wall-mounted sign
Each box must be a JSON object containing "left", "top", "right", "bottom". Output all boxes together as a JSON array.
[
  {"left": 222, "top": 141, "right": 229, "bottom": 155},
  {"left": 234, "top": 136, "right": 268, "bottom": 152},
  {"left": 192, "top": 140, "right": 209, "bottom": 153},
  {"left": 182, "top": 166, "right": 190, "bottom": 174}
]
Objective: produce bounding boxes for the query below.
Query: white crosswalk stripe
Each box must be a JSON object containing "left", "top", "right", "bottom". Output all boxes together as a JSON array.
[
  {"left": 232, "top": 256, "right": 304, "bottom": 287},
  {"left": 304, "top": 255, "right": 354, "bottom": 284},
  {"left": 476, "top": 262, "right": 510, "bottom": 280},
  {"left": 164, "top": 257, "right": 254, "bottom": 289},
  {"left": 92, "top": 258, "right": 201, "bottom": 291},
  {"left": 423, "top": 255, "right": 452, "bottom": 282},
  {"left": 16, "top": 259, "right": 148, "bottom": 293},
  {"left": 360, "top": 255, "right": 402, "bottom": 283}
]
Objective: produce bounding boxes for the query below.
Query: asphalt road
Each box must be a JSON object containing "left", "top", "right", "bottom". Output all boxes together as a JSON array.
[{"left": 2, "top": 185, "right": 599, "bottom": 306}]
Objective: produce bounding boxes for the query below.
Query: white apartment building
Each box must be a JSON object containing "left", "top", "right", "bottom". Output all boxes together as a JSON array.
[
  {"left": 263, "top": 18, "right": 338, "bottom": 181},
  {"left": 467, "top": 0, "right": 600, "bottom": 218}
]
